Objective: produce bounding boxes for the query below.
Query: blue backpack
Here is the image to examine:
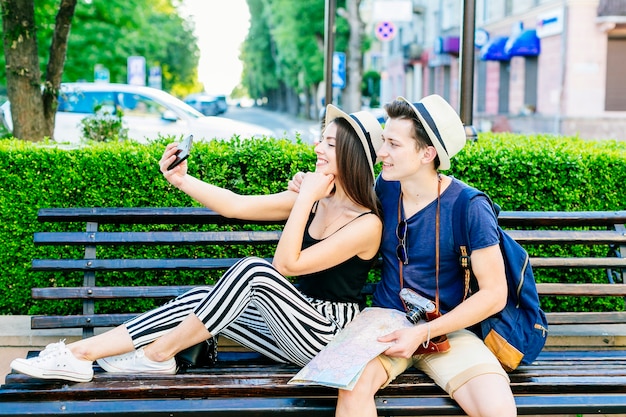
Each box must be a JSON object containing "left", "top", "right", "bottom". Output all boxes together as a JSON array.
[{"left": 453, "top": 187, "right": 548, "bottom": 371}]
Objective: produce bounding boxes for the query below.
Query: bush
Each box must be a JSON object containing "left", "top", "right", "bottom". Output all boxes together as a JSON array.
[{"left": 0, "top": 133, "right": 624, "bottom": 315}]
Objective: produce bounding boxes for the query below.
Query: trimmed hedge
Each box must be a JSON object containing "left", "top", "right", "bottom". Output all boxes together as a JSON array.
[{"left": 0, "top": 133, "right": 624, "bottom": 316}]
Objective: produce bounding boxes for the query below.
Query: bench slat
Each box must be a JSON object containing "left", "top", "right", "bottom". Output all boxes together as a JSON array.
[
  {"left": 30, "top": 283, "right": 626, "bottom": 301},
  {"left": 37, "top": 207, "right": 284, "bottom": 226},
  {"left": 31, "top": 314, "right": 137, "bottom": 329},
  {"left": 497, "top": 210, "right": 626, "bottom": 227},
  {"left": 37, "top": 207, "right": 626, "bottom": 228},
  {"left": 34, "top": 230, "right": 625, "bottom": 246},
  {"left": 30, "top": 311, "right": 626, "bottom": 330},
  {"left": 545, "top": 311, "right": 626, "bottom": 324},
  {"left": 32, "top": 286, "right": 202, "bottom": 299},
  {"left": 31, "top": 258, "right": 262, "bottom": 271},
  {"left": 34, "top": 231, "right": 281, "bottom": 246},
  {"left": 31, "top": 256, "right": 626, "bottom": 271},
  {"left": 530, "top": 257, "right": 626, "bottom": 268},
  {"left": 506, "top": 229, "right": 626, "bottom": 244}
]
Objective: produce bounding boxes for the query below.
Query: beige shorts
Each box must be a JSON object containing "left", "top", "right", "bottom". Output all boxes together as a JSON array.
[{"left": 377, "top": 329, "right": 509, "bottom": 398}]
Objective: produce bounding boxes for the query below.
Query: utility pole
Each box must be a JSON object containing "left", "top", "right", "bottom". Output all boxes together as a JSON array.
[
  {"left": 324, "top": 0, "right": 337, "bottom": 108},
  {"left": 460, "top": 0, "right": 477, "bottom": 140}
]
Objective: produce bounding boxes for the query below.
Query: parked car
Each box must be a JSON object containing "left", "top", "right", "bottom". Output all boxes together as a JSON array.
[
  {"left": 184, "top": 93, "right": 227, "bottom": 116},
  {"left": 0, "top": 83, "right": 271, "bottom": 144}
]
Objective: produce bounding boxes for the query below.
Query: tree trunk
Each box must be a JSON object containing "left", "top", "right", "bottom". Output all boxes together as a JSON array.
[
  {"left": 1, "top": 0, "right": 46, "bottom": 141},
  {"left": 344, "top": 0, "right": 364, "bottom": 113},
  {"left": 1, "top": 0, "right": 76, "bottom": 141},
  {"left": 42, "top": 0, "right": 78, "bottom": 137}
]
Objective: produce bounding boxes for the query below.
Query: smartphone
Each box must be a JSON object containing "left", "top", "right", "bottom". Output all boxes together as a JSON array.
[{"left": 167, "top": 134, "right": 193, "bottom": 170}]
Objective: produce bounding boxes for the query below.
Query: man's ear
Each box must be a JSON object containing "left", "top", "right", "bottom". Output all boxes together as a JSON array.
[{"left": 422, "top": 146, "right": 438, "bottom": 164}]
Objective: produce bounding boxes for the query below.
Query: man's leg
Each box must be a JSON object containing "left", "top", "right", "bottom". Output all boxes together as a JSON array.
[
  {"left": 336, "top": 358, "right": 387, "bottom": 417},
  {"left": 453, "top": 373, "right": 516, "bottom": 417}
]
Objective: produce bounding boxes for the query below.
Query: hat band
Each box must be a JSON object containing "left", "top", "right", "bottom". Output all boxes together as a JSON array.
[
  {"left": 349, "top": 114, "right": 377, "bottom": 168},
  {"left": 414, "top": 102, "right": 448, "bottom": 156}
]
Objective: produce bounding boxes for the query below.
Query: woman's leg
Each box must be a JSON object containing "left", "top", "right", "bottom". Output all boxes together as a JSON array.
[
  {"left": 64, "top": 287, "right": 212, "bottom": 361},
  {"left": 190, "top": 257, "right": 359, "bottom": 366}
]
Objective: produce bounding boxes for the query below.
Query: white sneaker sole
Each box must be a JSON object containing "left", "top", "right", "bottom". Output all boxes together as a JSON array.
[
  {"left": 96, "top": 357, "right": 177, "bottom": 375},
  {"left": 11, "top": 358, "right": 93, "bottom": 383}
]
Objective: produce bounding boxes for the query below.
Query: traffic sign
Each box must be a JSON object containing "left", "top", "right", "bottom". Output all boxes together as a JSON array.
[
  {"left": 127, "top": 56, "right": 146, "bottom": 86},
  {"left": 332, "top": 52, "right": 346, "bottom": 89},
  {"left": 375, "top": 21, "right": 396, "bottom": 42}
]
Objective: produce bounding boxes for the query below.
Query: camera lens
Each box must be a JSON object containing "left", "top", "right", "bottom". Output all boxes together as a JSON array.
[{"left": 406, "top": 307, "right": 425, "bottom": 324}]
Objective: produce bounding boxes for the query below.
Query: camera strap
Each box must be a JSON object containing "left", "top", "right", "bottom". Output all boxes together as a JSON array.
[{"left": 397, "top": 175, "right": 442, "bottom": 314}]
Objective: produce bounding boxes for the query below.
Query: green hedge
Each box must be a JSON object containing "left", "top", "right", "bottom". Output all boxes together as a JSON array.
[{"left": 0, "top": 133, "right": 624, "bottom": 316}]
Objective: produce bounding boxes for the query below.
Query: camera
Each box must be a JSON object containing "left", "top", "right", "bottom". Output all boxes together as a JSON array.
[{"left": 399, "top": 288, "right": 437, "bottom": 324}]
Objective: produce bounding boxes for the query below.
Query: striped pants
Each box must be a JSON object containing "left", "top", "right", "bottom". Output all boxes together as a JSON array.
[{"left": 124, "top": 257, "right": 360, "bottom": 366}]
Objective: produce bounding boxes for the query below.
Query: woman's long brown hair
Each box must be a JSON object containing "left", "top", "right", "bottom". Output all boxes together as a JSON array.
[{"left": 331, "top": 118, "right": 381, "bottom": 218}]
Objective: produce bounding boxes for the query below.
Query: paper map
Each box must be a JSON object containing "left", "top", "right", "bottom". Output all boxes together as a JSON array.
[{"left": 288, "top": 307, "right": 412, "bottom": 390}]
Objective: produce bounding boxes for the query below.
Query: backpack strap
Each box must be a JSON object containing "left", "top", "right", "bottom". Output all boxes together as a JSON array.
[{"left": 452, "top": 186, "right": 500, "bottom": 299}]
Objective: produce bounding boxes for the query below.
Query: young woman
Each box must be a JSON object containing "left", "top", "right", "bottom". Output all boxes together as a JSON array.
[{"left": 10, "top": 105, "right": 384, "bottom": 383}]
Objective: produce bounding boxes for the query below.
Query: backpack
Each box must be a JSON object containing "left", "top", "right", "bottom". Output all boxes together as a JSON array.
[{"left": 453, "top": 186, "right": 548, "bottom": 371}]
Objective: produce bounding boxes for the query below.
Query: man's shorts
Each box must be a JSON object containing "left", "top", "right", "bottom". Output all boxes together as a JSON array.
[{"left": 377, "top": 329, "right": 509, "bottom": 398}]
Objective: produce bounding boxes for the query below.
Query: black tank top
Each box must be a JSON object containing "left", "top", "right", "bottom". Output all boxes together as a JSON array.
[{"left": 296, "top": 209, "right": 378, "bottom": 304}]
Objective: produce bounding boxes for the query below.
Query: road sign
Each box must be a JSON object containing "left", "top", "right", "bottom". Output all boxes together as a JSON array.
[
  {"left": 94, "top": 64, "right": 110, "bottom": 83},
  {"left": 127, "top": 56, "right": 146, "bottom": 86},
  {"left": 375, "top": 21, "right": 396, "bottom": 42},
  {"left": 148, "top": 66, "right": 162, "bottom": 90},
  {"left": 332, "top": 52, "right": 346, "bottom": 89}
]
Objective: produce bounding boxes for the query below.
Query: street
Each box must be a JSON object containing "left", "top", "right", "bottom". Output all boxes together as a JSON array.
[{"left": 220, "top": 106, "right": 320, "bottom": 144}]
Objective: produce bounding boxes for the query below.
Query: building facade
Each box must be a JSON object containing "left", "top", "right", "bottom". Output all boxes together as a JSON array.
[{"left": 364, "top": 0, "right": 626, "bottom": 140}]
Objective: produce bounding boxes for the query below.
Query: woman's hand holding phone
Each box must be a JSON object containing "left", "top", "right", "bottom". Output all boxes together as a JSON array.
[{"left": 160, "top": 135, "right": 193, "bottom": 188}]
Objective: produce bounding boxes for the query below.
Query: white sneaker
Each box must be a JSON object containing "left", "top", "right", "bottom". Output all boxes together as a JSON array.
[
  {"left": 10, "top": 340, "right": 94, "bottom": 382},
  {"left": 96, "top": 348, "right": 177, "bottom": 374}
]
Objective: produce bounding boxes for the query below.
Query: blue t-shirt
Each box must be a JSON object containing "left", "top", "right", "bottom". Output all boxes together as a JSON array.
[{"left": 373, "top": 176, "right": 499, "bottom": 313}]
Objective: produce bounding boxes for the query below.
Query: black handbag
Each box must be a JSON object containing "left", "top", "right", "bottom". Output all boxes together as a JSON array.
[{"left": 175, "top": 336, "right": 219, "bottom": 371}]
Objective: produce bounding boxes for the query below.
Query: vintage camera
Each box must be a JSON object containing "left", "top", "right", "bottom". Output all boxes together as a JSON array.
[{"left": 399, "top": 288, "right": 437, "bottom": 324}]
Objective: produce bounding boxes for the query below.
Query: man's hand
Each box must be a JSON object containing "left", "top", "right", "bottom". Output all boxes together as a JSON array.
[
  {"left": 378, "top": 326, "right": 424, "bottom": 359},
  {"left": 288, "top": 171, "right": 305, "bottom": 193}
]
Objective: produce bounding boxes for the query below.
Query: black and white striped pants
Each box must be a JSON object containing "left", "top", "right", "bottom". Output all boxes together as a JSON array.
[{"left": 124, "top": 257, "right": 360, "bottom": 366}]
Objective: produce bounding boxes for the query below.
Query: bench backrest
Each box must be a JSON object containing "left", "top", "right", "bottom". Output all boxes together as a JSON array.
[{"left": 31, "top": 208, "right": 626, "bottom": 337}]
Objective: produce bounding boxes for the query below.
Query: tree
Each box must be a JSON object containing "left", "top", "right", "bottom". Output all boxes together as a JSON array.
[
  {"left": 340, "top": 0, "right": 366, "bottom": 113},
  {"left": 1, "top": 0, "right": 199, "bottom": 141},
  {"left": 1, "top": 0, "right": 76, "bottom": 141}
]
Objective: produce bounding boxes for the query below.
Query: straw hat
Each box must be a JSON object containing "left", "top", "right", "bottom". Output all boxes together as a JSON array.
[
  {"left": 325, "top": 104, "right": 384, "bottom": 178},
  {"left": 398, "top": 95, "right": 466, "bottom": 170}
]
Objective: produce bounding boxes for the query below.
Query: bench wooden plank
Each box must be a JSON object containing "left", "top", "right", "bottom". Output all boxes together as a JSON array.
[
  {"left": 37, "top": 207, "right": 284, "bottom": 226},
  {"left": 30, "top": 310, "right": 626, "bottom": 330},
  {"left": 31, "top": 258, "right": 248, "bottom": 271},
  {"left": 31, "top": 256, "right": 626, "bottom": 272},
  {"left": 37, "top": 207, "right": 626, "bottom": 227},
  {"left": 30, "top": 283, "right": 626, "bottom": 300},
  {"left": 506, "top": 229, "right": 626, "bottom": 244},
  {"left": 34, "top": 231, "right": 282, "bottom": 246}
]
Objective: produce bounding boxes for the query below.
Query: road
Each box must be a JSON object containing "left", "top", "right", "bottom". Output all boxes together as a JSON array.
[{"left": 220, "top": 106, "right": 320, "bottom": 144}]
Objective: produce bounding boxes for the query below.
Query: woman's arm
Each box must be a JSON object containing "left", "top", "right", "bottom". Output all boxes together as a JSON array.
[
  {"left": 273, "top": 173, "right": 382, "bottom": 277},
  {"left": 160, "top": 142, "right": 297, "bottom": 221}
]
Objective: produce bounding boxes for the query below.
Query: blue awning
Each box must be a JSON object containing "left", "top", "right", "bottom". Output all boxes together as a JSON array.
[
  {"left": 505, "top": 29, "right": 541, "bottom": 57},
  {"left": 479, "top": 36, "right": 510, "bottom": 61}
]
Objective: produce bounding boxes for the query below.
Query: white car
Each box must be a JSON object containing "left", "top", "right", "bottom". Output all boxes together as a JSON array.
[{"left": 0, "top": 82, "right": 272, "bottom": 143}]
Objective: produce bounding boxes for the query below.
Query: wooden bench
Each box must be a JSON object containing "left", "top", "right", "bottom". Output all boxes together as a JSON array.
[{"left": 1, "top": 207, "right": 626, "bottom": 416}]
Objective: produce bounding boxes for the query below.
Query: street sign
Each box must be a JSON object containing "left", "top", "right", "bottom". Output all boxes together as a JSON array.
[
  {"left": 332, "top": 52, "right": 346, "bottom": 89},
  {"left": 148, "top": 66, "right": 162, "bottom": 90},
  {"left": 94, "top": 64, "right": 110, "bottom": 83},
  {"left": 375, "top": 21, "right": 396, "bottom": 42},
  {"left": 127, "top": 56, "right": 146, "bottom": 86},
  {"left": 372, "top": 1, "right": 413, "bottom": 22}
]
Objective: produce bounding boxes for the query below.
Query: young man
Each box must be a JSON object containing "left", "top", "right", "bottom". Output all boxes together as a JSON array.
[{"left": 336, "top": 95, "right": 517, "bottom": 416}]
